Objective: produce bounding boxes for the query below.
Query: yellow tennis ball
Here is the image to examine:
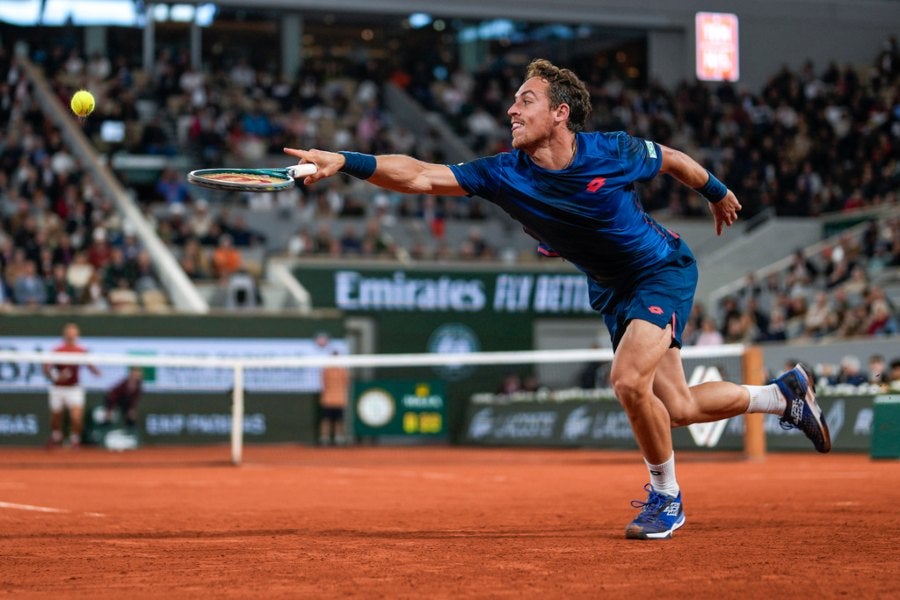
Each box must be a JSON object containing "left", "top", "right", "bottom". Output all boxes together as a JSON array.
[{"left": 70, "top": 90, "right": 95, "bottom": 117}]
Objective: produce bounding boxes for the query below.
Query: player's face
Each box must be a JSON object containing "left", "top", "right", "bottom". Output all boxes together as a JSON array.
[
  {"left": 63, "top": 324, "right": 79, "bottom": 344},
  {"left": 508, "top": 77, "right": 556, "bottom": 150}
]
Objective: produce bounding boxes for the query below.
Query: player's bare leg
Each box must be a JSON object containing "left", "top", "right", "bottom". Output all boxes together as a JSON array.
[
  {"left": 48, "top": 410, "right": 64, "bottom": 447},
  {"left": 609, "top": 319, "right": 675, "bottom": 464},
  {"left": 653, "top": 349, "right": 750, "bottom": 426},
  {"left": 610, "top": 319, "right": 686, "bottom": 539},
  {"left": 68, "top": 407, "right": 84, "bottom": 448},
  {"left": 653, "top": 351, "right": 831, "bottom": 452}
]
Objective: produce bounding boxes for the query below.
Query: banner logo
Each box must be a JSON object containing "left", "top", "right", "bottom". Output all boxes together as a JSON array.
[
  {"left": 427, "top": 323, "right": 480, "bottom": 381},
  {"left": 686, "top": 365, "right": 730, "bottom": 447}
]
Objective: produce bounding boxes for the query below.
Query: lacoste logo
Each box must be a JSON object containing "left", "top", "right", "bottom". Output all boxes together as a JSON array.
[
  {"left": 663, "top": 503, "right": 681, "bottom": 516},
  {"left": 649, "top": 306, "right": 663, "bottom": 315},
  {"left": 562, "top": 406, "right": 592, "bottom": 440},
  {"left": 649, "top": 470, "right": 662, "bottom": 476}
]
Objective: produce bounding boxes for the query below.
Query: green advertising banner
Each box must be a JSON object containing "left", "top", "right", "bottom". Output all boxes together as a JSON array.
[
  {"left": 463, "top": 394, "right": 877, "bottom": 452},
  {"left": 352, "top": 380, "right": 447, "bottom": 439}
]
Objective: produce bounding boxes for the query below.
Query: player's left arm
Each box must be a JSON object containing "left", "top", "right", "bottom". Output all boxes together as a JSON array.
[{"left": 659, "top": 145, "right": 742, "bottom": 236}]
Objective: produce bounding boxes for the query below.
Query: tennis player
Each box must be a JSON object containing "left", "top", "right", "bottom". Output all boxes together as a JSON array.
[
  {"left": 43, "top": 322, "right": 101, "bottom": 449},
  {"left": 285, "top": 59, "right": 830, "bottom": 539}
]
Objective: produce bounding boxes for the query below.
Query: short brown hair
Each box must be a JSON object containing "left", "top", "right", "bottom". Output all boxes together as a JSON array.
[{"left": 525, "top": 59, "right": 592, "bottom": 132}]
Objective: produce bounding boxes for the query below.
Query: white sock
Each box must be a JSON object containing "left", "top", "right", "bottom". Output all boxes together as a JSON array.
[
  {"left": 644, "top": 454, "right": 679, "bottom": 497},
  {"left": 744, "top": 384, "right": 786, "bottom": 415}
]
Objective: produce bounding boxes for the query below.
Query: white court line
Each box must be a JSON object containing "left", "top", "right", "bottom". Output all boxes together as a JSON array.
[
  {"left": 0, "top": 500, "right": 67, "bottom": 514},
  {"left": 0, "top": 501, "right": 105, "bottom": 517}
]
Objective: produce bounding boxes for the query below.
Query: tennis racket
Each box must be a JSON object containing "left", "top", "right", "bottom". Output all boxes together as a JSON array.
[{"left": 186, "top": 164, "right": 318, "bottom": 192}]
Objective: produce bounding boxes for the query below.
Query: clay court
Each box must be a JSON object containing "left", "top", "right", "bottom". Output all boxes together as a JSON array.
[{"left": 1, "top": 446, "right": 898, "bottom": 599}]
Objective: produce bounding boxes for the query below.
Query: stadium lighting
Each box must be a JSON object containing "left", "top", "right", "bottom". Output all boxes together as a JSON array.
[
  {"left": 195, "top": 4, "right": 216, "bottom": 27},
  {"left": 151, "top": 3, "right": 168, "bottom": 22},
  {"left": 408, "top": 12, "right": 432, "bottom": 29},
  {"left": 0, "top": 1, "right": 41, "bottom": 26},
  {"left": 58, "top": 0, "right": 128, "bottom": 26},
  {"left": 169, "top": 4, "right": 194, "bottom": 23}
]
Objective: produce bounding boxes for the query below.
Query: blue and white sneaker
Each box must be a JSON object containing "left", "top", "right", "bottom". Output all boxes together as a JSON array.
[
  {"left": 625, "top": 484, "right": 685, "bottom": 540},
  {"left": 774, "top": 363, "right": 831, "bottom": 453}
]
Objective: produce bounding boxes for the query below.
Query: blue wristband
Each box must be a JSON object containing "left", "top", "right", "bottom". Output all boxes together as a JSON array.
[
  {"left": 338, "top": 151, "right": 376, "bottom": 180},
  {"left": 696, "top": 170, "right": 728, "bottom": 203}
]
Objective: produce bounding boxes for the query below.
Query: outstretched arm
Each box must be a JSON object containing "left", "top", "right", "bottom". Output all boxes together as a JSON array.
[
  {"left": 283, "top": 148, "right": 468, "bottom": 196},
  {"left": 659, "top": 145, "right": 742, "bottom": 236}
]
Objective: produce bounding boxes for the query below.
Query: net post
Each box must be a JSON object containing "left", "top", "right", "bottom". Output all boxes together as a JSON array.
[
  {"left": 231, "top": 364, "right": 245, "bottom": 466},
  {"left": 742, "top": 345, "right": 766, "bottom": 461}
]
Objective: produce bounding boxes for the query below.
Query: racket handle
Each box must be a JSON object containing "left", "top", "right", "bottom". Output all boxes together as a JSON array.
[{"left": 287, "top": 163, "right": 318, "bottom": 178}]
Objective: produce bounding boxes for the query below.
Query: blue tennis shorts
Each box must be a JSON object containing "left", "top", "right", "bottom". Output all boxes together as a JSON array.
[{"left": 588, "top": 238, "right": 698, "bottom": 351}]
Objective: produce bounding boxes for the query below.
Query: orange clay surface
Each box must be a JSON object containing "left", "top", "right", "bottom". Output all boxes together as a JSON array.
[{"left": 1, "top": 445, "right": 898, "bottom": 599}]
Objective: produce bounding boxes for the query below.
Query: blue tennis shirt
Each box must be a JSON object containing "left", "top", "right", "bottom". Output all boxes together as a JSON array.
[{"left": 449, "top": 131, "right": 678, "bottom": 288}]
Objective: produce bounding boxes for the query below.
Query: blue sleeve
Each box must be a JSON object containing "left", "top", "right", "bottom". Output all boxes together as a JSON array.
[
  {"left": 615, "top": 132, "right": 662, "bottom": 182},
  {"left": 447, "top": 155, "right": 504, "bottom": 199}
]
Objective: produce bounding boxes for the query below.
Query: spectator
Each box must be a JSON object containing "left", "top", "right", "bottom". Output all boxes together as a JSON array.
[
  {"left": 133, "top": 250, "right": 162, "bottom": 293},
  {"left": 179, "top": 237, "right": 212, "bottom": 279},
  {"left": 695, "top": 318, "right": 724, "bottom": 346},
  {"left": 212, "top": 234, "right": 241, "bottom": 279},
  {"left": 868, "top": 354, "right": 887, "bottom": 388},
  {"left": 227, "top": 215, "right": 265, "bottom": 247},
  {"left": 286, "top": 227, "right": 312, "bottom": 257},
  {"left": 11, "top": 260, "right": 47, "bottom": 307},
  {"left": 85, "top": 227, "right": 113, "bottom": 270},
  {"left": 0, "top": 272, "right": 10, "bottom": 307},
  {"left": 803, "top": 291, "right": 832, "bottom": 338},
  {"left": 79, "top": 269, "right": 108, "bottom": 309},
  {"left": 102, "top": 247, "right": 136, "bottom": 292},
  {"left": 496, "top": 372, "right": 522, "bottom": 394},
  {"left": 103, "top": 366, "right": 143, "bottom": 429},
  {"left": 45, "top": 263, "right": 76, "bottom": 306},
  {"left": 339, "top": 223, "right": 362, "bottom": 255},
  {"left": 833, "top": 355, "right": 868, "bottom": 386},
  {"left": 156, "top": 168, "right": 190, "bottom": 206},
  {"left": 889, "top": 358, "right": 900, "bottom": 392}
]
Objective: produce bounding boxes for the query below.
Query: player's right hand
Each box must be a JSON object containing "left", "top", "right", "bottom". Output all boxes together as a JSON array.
[{"left": 283, "top": 147, "right": 343, "bottom": 185}]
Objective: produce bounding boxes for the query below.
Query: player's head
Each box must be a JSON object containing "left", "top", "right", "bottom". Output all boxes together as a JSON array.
[
  {"left": 508, "top": 59, "right": 591, "bottom": 152},
  {"left": 63, "top": 322, "right": 79, "bottom": 344},
  {"left": 518, "top": 59, "right": 591, "bottom": 131}
]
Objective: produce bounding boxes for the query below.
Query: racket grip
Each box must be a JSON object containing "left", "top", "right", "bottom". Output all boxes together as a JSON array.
[{"left": 288, "top": 163, "right": 318, "bottom": 178}]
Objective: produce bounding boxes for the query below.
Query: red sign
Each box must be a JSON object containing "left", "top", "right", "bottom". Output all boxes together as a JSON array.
[{"left": 696, "top": 12, "right": 739, "bottom": 82}]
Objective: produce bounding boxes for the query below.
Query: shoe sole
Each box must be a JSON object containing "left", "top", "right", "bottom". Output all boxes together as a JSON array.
[
  {"left": 625, "top": 514, "right": 686, "bottom": 540},
  {"left": 795, "top": 363, "right": 832, "bottom": 453}
]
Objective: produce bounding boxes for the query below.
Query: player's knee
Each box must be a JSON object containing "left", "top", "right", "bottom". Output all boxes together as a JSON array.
[
  {"left": 667, "top": 406, "right": 691, "bottom": 428},
  {"left": 611, "top": 372, "right": 648, "bottom": 407}
]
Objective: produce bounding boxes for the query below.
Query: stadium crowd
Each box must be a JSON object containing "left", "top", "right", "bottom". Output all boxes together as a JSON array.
[
  {"left": 0, "top": 32, "right": 897, "bottom": 344},
  {"left": 683, "top": 217, "right": 900, "bottom": 347}
]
